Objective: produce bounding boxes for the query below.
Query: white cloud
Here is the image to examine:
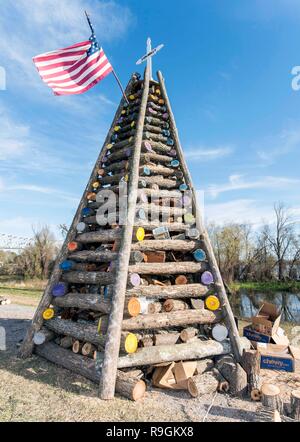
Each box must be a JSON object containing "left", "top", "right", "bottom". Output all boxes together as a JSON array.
[
  {"left": 0, "top": 1, "right": 134, "bottom": 90},
  {"left": 204, "top": 199, "right": 278, "bottom": 227},
  {"left": 0, "top": 216, "right": 62, "bottom": 239},
  {"left": 0, "top": 181, "right": 78, "bottom": 204},
  {"left": 207, "top": 174, "right": 300, "bottom": 198},
  {"left": 0, "top": 102, "right": 99, "bottom": 176},
  {"left": 233, "top": 0, "right": 300, "bottom": 22},
  {"left": 257, "top": 127, "right": 300, "bottom": 165},
  {"left": 184, "top": 146, "right": 233, "bottom": 161},
  {"left": 0, "top": 105, "right": 30, "bottom": 160}
]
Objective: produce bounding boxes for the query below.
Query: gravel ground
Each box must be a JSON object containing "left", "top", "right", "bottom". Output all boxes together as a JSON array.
[{"left": 0, "top": 303, "right": 297, "bottom": 422}]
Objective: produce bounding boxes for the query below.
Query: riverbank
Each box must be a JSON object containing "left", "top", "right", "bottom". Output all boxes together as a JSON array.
[{"left": 229, "top": 281, "right": 300, "bottom": 294}]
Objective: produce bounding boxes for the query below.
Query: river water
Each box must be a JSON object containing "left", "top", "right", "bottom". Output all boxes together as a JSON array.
[{"left": 228, "top": 290, "right": 300, "bottom": 323}]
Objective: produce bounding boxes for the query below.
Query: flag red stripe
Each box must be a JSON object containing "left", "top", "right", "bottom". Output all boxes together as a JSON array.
[
  {"left": 49, "top": 57, "right": 111, "bottom": 90},
  {"left": 37, "top": 59, "right": 83, "bottom": 73},
  {"left": 54, "top": 66, "right": 113, "bottom": 95},
  {"left": 39, "top": 53, "right": 91, "bottom": 80},
  {"left": 34, "top": 49, "right": 89, "bottom": 64},
  {"left": 33, "top": 41, "right": 112, "bottom": 96},
  {"left": 46, "top": 52, "right": 106, "bottom": 86},
  {"left": 43, "top": 50, "right": 103, "bottom": 83},
  {"left": 52, "top": 62, "right": 112, "bottom": 93},
  {"left": 33, "top": 40, "right": 90, "bottom": 61}
]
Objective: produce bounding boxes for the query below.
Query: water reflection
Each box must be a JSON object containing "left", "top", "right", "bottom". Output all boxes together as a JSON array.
[{"left": 229, "top": 290, "right": 300, "bottom": 323}]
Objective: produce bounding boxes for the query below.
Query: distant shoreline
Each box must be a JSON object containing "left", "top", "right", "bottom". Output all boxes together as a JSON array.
[{"left": 229, "top": 281, "right": 300, "bottom": 294}]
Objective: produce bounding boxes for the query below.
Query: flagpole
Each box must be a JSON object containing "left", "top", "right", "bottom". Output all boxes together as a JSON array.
[{"left": 84, "top": 11, "right": 129, "bottom": 104}]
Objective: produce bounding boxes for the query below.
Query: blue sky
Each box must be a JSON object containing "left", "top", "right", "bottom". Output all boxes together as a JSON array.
[{"left": 1, "top": 0, "right": 300, "bottom": 240}]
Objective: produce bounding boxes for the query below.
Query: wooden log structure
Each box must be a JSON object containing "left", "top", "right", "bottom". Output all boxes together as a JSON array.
[
  {"left": 35, "top": 342, "right": 146, "bottom": 401},
  {"left": 99, "top": 65, "right": 151, "bottom": 400},
  {"left": 75, "top": 229, "right": 122, "bottom": 243},
  {"left": 139, "top": 163, "right": 180, "bottom": 177},
  {"left": 163, "top": 299, "right": 189, "bottom": 312},
  {"left": 115, "top": 338, "right": 250, "bottom": 369},
  {"left": 82, "top": 342, "right": 97, "bottom": 358},
  {"left": 121, "top": 309, "right": 221, "bottom": 330},
  {"left": 18, "top": 77, "right": 136, "bottom": 359},
  {"left": 68, "top": 249, "right": 143, "bottom": 264},
  {"left": 157, "top": 71, "right": 244, "bottom": 363},
  {"left": 154, "top": 332, "right": 180, "bottom": 346},
  {"left": 135, "top": 203, "right": 186, "bottom": 217},
  {"left": 131, "top": 239, "right": 201, "bottom": 252},
  {"left": 142, "top": 140, "right": 173, "bottom": 155},
  {"left": 21, "top": 64, "right": 247, "bottom": 403},
  {"left": 102, "top": 160, "right": 129, "bottom": 174},
  {"left": 140, "top": 152, "right": 175, "bottom": 165},
  {"left": 33, "top": 328, "right": 55, "bottom": 346},
  {"left": 180, "top": 327, "right": 198, "bottom": 343},
  {"left": 72, "top": 340, "right": 83, "bottom": 354},
  {"left": 45, "top": 318, "right": 106, "bottom": 348},
  {"left": 147, "top": 301, "right": 163, "bottom": 314},
  {"left": 128, "top": 262, "right": 205, "bottom": 275},
  {"left": 52, "top": 293, "right": 111, "bottom": 314},
  {"left": 137, "top": 189, "right": 182, "bottom": 199},
  {"left": 138, "top": 175, "right": 178, "bottom": 189},
  {"left": 59, "top": 336, "right": 74, "bottom": 349},
  {"left": 62, "top": 271, "right": 115, "bottom": 285},
  {"left": 126, "top": 283, "right": 209, "bottom": 299}
]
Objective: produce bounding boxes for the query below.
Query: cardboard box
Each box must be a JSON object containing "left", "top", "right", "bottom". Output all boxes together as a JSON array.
[
  {"left": 252, "top": 302, "right": 280, "bottom": 335},
  {"left": 243, "top": 324, "right": 272, "bottom": 344},
  {"left": 152, "top": 361, "right": 197, "bottom": 390},
  {"left": 256, "top": 343, "right": 300, "bottom": 373},
  {"left": 243, "top": 302, "right": 289, "bottom": 345}
]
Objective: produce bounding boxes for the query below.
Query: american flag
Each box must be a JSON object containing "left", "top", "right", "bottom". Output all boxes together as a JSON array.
[{"left": 33, "top": 32, "right": 113, "bottom": 96}]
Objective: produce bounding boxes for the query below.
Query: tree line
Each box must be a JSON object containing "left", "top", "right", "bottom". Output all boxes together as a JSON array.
[
  {"left": 0, "top": 227, "right": 58, "bottom": 280},
  {"left": 208, "top": 203, "right": 300, "bottom": 283},
  {"left": 0, "top": 202, "right": 299, "bottom": 284}
]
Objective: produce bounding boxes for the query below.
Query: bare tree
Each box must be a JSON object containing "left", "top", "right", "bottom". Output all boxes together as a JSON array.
[
  {"left": 14, "top": 226, "right": 58, "bottom": 279},
  {"left": 265, "top": 203, "right": 295, "bottom": 280},
  {"left": 59, "top": 223, "right": 69, "bottom": 239}
]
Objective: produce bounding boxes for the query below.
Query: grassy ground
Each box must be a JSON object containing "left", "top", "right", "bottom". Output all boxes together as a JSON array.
[
  {"left": 1, "top": 279, "right": 299, "bottom": 422},
  {"left": 229, "top": 281, "right": 300, "bottom": 294},
  {"left": 0, "top": 277, "right": 43, "bottom": 306}
]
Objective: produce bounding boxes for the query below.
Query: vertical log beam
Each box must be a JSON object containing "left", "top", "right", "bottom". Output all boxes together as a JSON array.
[
  {"left": 157, "top": 70, "right": 243, "bottom": 363},
  {"left": 99, "top": 66, "right": 150, "bottom": 400},
  {"left": 19, "top": 77, "right": 135, "bottom": 359}
]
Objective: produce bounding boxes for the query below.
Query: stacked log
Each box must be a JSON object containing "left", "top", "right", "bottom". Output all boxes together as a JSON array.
[{"left": 22, "top": 71, "right": 245, "bottom": 402}]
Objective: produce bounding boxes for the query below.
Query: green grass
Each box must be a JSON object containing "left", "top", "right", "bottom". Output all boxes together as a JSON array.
[
  {"left": 229, "top": 281, "right": 300, "bottom": 294},
  {"left": 0, "top": 286, "right": 42, "bottom": 298},
  {"left": 0, "top": 276, "right": 44, "bottom": 306}
]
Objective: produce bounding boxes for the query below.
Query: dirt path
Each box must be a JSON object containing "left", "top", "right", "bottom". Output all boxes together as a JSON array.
[{"left": 0, "top": 303, "right": 293, "bottom": 422}]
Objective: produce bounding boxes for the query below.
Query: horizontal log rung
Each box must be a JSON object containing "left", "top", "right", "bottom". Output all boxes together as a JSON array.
[
  {"left": 131, "top": 239, "right": 201, "bottom": 252},
  {"left": 126, "top": 283, "right": 209, "bottom": 298},
  {"left": 128, "top": 262, "right": 204, "bottom": 275}
]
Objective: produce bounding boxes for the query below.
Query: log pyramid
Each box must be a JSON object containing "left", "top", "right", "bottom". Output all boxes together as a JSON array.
[{"left": 20, "top": 65, "right": 243, "bottom": 401}]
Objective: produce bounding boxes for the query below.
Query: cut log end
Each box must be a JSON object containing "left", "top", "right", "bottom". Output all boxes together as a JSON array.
[
  {"left": 187, "top": 372, "right": 219, "bottom": 398},
  {"left": 251, "top": 389, "right": 262, "bottom": 402},
  {"left": 132, "top": 380, "right": 147, "bottom": 401},
  {"left": 261, "top": 383, "right": 282, "bottom": 412}
]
